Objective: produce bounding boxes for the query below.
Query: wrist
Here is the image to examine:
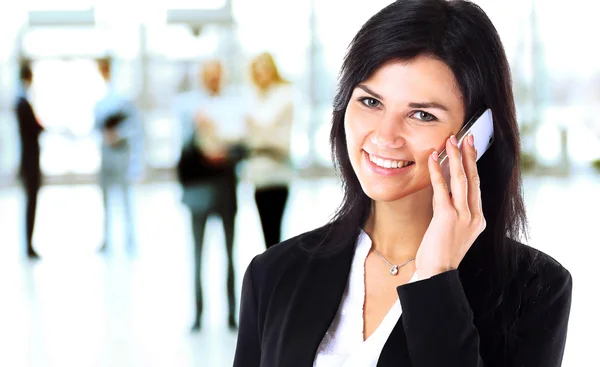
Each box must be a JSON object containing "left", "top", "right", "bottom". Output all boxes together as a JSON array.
[{"left": 416, "top": 266, "right": 455, "bottom": 280}]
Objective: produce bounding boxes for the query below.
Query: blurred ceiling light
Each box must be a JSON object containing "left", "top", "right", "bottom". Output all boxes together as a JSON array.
[
  {"left": 28, "top": 10, "right": 95, "bottom": 26},
  {"left": 166, "top": 10, "right": 232, "bottom": 26},
  {"left": 27, "top": 0, "right": 94, "bottom": 11},
  {"left": 166, "top": 0, "right": 227, "bottom": 10},
  {"left": 166, "top": 0, "right": 232, "bottom": 25},
  {"left": 27, "top": 0, "right": 95, "bottom": 27},
  {"left": 27, "top": 0, "right": 94, "bottom": 26}
]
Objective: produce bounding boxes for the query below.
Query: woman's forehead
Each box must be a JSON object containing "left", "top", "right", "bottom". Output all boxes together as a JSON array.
[{"left": 358, "top": 57, "right": 463, "bottom": 106}]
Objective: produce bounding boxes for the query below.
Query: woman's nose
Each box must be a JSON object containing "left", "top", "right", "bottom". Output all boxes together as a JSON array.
[{"left": 370, "top": 117, "right": 406, "bottom": 148}]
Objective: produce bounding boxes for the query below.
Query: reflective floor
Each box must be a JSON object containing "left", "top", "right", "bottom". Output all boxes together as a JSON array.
[{"left": 0, "top": 175, "right": 597, "bottom": 366}]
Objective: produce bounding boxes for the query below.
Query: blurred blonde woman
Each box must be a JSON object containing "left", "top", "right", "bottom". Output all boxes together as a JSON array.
[{"left": 245, "top": 52, "right": 295, "bottom": 249}]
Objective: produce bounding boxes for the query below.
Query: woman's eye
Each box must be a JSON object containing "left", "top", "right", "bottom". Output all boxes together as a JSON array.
[
  {"left": 412, "top": 111, "right": 436, "bottom": 122},
  {"left": 360, "top": 97, "right": 381, "bottom": 108}
]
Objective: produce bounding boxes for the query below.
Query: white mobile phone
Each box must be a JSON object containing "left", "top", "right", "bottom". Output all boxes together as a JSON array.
[{"left": 438, "top": 108, "right": 494, "bottom": 189}]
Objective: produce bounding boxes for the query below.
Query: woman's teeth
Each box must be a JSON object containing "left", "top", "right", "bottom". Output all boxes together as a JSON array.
[{"left": 369, "top": 154, "right": 414, "bottom": 169}]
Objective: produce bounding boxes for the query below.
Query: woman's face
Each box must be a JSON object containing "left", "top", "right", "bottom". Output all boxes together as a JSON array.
[
  {"left": 252, "top": 57, "right": 275, "bottom": 89},
  {"left": 344, "top": 55, "right": 466, "bottom": 203}
]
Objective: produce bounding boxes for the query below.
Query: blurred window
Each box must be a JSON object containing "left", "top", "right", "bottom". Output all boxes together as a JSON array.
[
  {"left": 22, "top": 27, "right": 108, "bottom": 58},
  {"left": 30, "top": 59, "right": 104, "bottom": 176}
]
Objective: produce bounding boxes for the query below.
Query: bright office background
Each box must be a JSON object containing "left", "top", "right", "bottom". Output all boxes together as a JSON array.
[{"left": 0, "top": 1, "right": 598, "bottom": 366}]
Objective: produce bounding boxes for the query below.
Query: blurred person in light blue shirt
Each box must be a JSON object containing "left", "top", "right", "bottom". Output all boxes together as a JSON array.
[{"left": 94, "top": 57, "right": 143, "bottom": 254}]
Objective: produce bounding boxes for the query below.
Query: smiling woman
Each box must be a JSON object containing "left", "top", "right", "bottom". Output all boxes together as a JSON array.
[{"left": 233, "top": 1, "right": 572, "bottom": 366}]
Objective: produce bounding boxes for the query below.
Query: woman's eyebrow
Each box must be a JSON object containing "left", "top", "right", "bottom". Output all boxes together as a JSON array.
[
  {"left": 408, "top": 102, "right": 449, "bottom": 111},
  {"left": 356, "top": 85, "right": 449, "bottom": 112},
  {"left": 356, "top": 84, "right": 383, "bottom": 100}
]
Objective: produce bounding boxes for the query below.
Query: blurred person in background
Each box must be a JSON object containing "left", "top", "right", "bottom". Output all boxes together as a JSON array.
[
  {"left": 176, "top": 59, "right": 246, "bottom": 332},
  {"left": 245, "top": 52, "right": 295, "bottom": 249},
  {"left": 234, "top": 1, "right": 572, "bottom": 366},
  {"left": 94, "top": 57, "right": 143, "bottom": 254},
  {"left": 14, "top": 60, "right": 43, "bottom": 259}
]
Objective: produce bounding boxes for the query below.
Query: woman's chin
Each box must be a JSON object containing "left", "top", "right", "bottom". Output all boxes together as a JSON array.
[
  {"left": 360, "top": 182, "right": 430, "bottom": 203},
  {"left": 361, "top": 186, "right": 409, "bottom": 203}
]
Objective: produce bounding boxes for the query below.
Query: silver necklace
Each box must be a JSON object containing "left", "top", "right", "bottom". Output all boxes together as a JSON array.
[{"left": 371, "top": 247, "right": 415, "bottom": 276}]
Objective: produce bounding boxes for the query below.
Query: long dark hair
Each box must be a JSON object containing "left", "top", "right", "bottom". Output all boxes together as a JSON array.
[{"left": 328, "top": 0, "right": 529, "bottom": 354}]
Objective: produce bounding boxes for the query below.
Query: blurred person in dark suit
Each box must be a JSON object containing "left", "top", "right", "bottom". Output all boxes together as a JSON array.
[
  {"left": 14, "top": 61, "right": 43, "bottom": 259},
  {"left": 94, "top": 57, "right": 143, "bottom": 254},
  {"left": 175, "top": 59, "right": 247, "bottom": 332}
]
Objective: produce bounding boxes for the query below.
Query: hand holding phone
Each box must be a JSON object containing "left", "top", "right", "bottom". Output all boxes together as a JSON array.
[{"left": 416, "top": 110, "right": 492, "bottom": 279}]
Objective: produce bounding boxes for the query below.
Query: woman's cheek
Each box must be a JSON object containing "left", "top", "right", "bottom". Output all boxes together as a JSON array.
[{"left": 345, "top": 112, "right": 367, "bottom": 144}]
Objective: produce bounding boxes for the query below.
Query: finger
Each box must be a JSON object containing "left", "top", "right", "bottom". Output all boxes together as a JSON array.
[
  {"left": 428, "top": 150, "right": 452, "bottom": 210},
  {"left": 461, "top": 134, "right": 483, "bottom": 218},
  {"left": 447, "top": 135, "right": 469, "bottom": 214}
]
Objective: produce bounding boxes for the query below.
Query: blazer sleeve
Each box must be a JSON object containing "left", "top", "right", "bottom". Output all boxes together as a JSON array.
[
  {"left": 233, "top": 258, "right": 261, "bottom": 367},
  {"left": 397, "top": 267, "right": 572, "bottom": 367},
  {"left": 397, "top": 270, "right": 485, "bottom": 366}
]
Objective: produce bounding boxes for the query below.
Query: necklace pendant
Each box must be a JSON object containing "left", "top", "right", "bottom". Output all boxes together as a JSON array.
[{"left": 389, "top": 265, "right": 399, "bottom": 276}]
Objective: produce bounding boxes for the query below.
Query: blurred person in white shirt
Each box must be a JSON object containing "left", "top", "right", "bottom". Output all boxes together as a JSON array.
[{"left": 244, "top": 52, "right": 295, "bottom": 249}]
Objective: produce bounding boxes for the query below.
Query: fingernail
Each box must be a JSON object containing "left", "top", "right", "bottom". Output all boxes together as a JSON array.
[
  {"left": 450, "top": 135, "right": 458, "bottom": 146},
  {"left": 431, "top": 151, "right": 438, "bottom": 162},
  {"left": 468, "top": 134, "right": 474, "bottom": 147}
]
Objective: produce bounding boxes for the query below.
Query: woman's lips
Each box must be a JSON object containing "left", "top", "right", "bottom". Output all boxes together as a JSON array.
[{"left": 364, "top": 151, "right": 415, "bottom": 176}]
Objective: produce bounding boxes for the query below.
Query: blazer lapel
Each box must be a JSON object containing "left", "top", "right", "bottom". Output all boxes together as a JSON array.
[
  {"left": 276, "top": 232, "right": 357, "bottom": 366},
  {"left": 377, "top": 315, "right": 412, "bottom": 366}
]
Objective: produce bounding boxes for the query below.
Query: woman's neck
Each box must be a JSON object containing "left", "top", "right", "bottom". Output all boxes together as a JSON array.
[
  {"left": 363, "top": 187, "right": 434, "bottom": 262},
  {"left": 206, "top": 86, "right": 221, "bottom": 96},
  {"left": 257, "top": 80, "right": 281, "bottom": 96}
]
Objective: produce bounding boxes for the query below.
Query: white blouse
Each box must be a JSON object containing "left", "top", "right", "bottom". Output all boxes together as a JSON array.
[
  {"left": 243, "top": 83, "right": 295, "bottom": 189},
  {"left": 313, "top": 230, "right": 417, "bottom": 367}
]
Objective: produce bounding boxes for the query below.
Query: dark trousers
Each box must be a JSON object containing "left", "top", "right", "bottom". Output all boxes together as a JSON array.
[
  {"left": 254, "top": 186, "right": 289, "bottom": 249},
  {"left": 22, "top": 173, "right": 41, "bottom": 255},
  {"left": 188, "top": 179, "right": 237, "bottom": 325}
]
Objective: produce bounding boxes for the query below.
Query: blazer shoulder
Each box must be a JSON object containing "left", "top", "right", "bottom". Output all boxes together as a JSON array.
[
  {"left": 507, "top": 238, "right": 572, "bottom": 296},
  {"left": 251, "top": 222, "right": 334, "bottom": 276},
  {"left": 242, "top": 223, "right": 339, "bottom": 312}
]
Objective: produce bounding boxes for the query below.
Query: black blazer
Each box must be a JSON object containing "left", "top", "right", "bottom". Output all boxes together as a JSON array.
[{"left": 233, "top": 223, "right": 572, "bottom": 367}]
